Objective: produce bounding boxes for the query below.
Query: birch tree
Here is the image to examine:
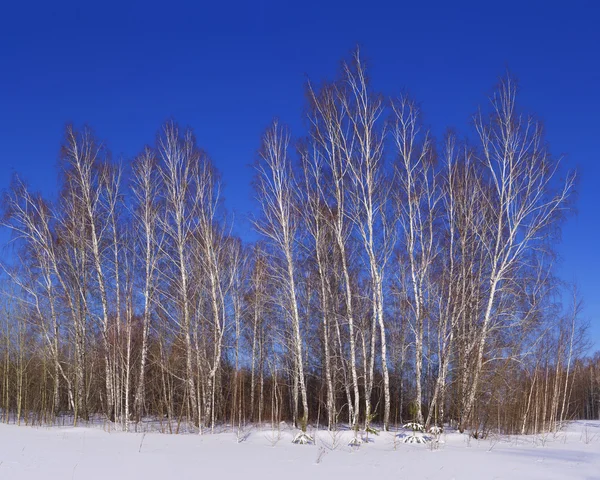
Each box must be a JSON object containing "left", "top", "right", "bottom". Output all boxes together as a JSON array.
[
  {"left": 307, "top": 78, "right": 361, "bottom": 431},
  {"left": 392, "top": 95, "right": 440, "bottom": 425},
  {"left": 61, "top": 126, "right": 122, "bottom": 420},
  {"left": 157, "top": 122, "right": 201, "bottom": 426},
  {"left": 254, "top": 121, "right": 310, "bottom": 437},
  {"left": 460, "top": 77, "right": 574, "bottom": 429},
  {"left": 342, "top": 51, "right": 392, "bottom": 430},
  {"left": 131, "top": 147, "right": 162, "bottom": 420}
]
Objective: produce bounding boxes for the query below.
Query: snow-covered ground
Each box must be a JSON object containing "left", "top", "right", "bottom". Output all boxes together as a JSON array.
[{"left": 0, "top": 420, "right": 599, "bottom": 479}]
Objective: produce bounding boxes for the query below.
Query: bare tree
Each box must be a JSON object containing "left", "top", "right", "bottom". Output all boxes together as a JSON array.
[
  {"left": 254, "top": 121, "right": 310, "bottom": 436},
  {"left": 157, "top": 122, "right": 202, "bottom": 426},
  {"left": 300, "top": 142, "right": 336, "bottom": 429},
  {"left": 131, "top": 147, "right": 162, "bottom": 420},
  {"left": 60, "top": 126, "right": 121, "bottom": 420},
  {"left": 459, "top": 77, "right": 574, "bottom": 429},
  {"left": 306, "top": 76, "right": 361, "bottom": 431},
  {"left": 392, "top": 95, "right": 440, "bottom": 425},
  {"left": 342, "top": 51, "right": 392, "bottom": 430}
]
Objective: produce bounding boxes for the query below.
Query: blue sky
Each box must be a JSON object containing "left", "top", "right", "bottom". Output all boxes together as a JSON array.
[{"left": 1, "top": 0, "right": 598, "bottom": 348}]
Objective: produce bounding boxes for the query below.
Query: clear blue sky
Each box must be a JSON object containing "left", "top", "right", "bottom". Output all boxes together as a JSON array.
[{"left": 1, "top": 1, "right": 598, "bottom": 348}]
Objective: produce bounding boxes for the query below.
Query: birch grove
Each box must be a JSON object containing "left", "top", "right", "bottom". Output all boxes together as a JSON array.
[{"left": 0, "top": 50, "right": 592, "bottom": 436}]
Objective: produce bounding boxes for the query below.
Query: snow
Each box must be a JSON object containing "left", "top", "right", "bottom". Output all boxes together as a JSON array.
[{"left": 0, "top": 421, "right": 599, "bottom": 479}]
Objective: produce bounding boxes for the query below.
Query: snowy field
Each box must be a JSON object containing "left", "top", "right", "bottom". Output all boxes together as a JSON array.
[{"left": 0, "top": 420, "right": 599, "bottom": 479}]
